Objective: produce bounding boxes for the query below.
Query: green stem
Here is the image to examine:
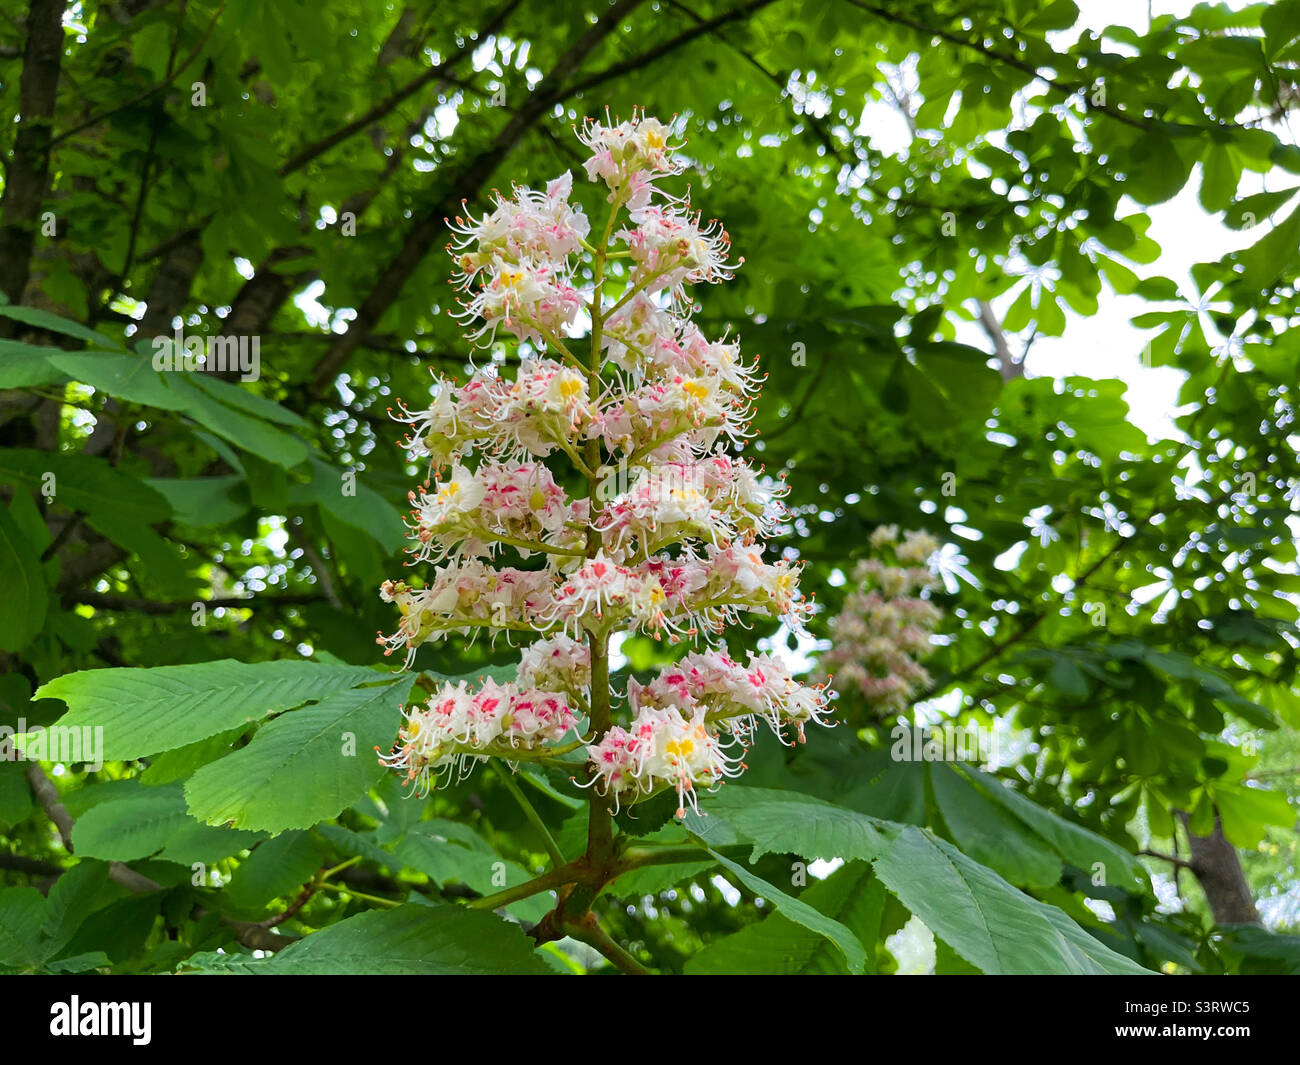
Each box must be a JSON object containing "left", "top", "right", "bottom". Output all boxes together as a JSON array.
[
  {"left": 563, "top": 916, "right": 654, "bottom": 975},
  {"left": 553, "top": 434, "right": 598, "bottom": 480},
  {"left": 316, "top": 882, "right": 400, "bottom": 908},
  {"left": 491, "top": 534, "right": 587, "bottom": 558},
  {"left": 466, "top": 862, "right": 580, "bottom": 911},
  {"left": 616, "top": 842, "right": 752, "bottom": 870},
  {"left": 563, "top": 192, "right": 625, "bottom": 923},
  {"left": 535, "top": 325, "right": 589, "bottom": 373},
  {"left": 318, "top": 855, "right": 363, "bottom": 881},
  {"left": 496, "top": 762, "right": 567, "bottom": 870},
  {"left": 604, "top": 261, "right": 678, "bottom": 318}
]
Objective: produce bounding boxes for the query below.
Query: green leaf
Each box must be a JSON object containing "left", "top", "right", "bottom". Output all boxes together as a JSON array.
[
  {"left": 871, "top": 825, "right": 1152, "bottom": 974},
  {"left": 225, "top": 831, "right": 327, "bottom": 912},
  {"left": 36, "top": 659, "right": 381, "bottom": 760},
  {"left": 42, "top": 952, "right": 112, "bottom": 974},
  {"left": 0, "top": 500, "right": 48, "bottom": 652},
  {"left": 390, "top": 820, "right": 551, "bottom": 922},
  {"left": 1224, "top": 186, "right": 1298, "bottom": 230},
  {"left": 957, "top": 765, "right": 1149, "bottom": 894},
  {"left": 146, "top": 476, "right": 249, "bottom": 527},
  {"left": 0, "top": 305, "right": 123, "bottom": 348},
  {"left": 0, "top": 888, "right": 48, "bottom": 970},
  {"left": 1216, "top": 925, "right": 1300, "bottom": 975},
  {"left": 156, "top": 819, "right": 265, "bottom": 866},
  {"left": 1125, "top": 132, "right": 1191, "bottom": 205},
  {"left": 71, "top": 785, "right": 262, "bottom": 864},
  {"left": 71, "top": 791, "right": 194, "bottom": 862},
  {"left": 0, "top": 449, "right": 171, "bottom": 524},
  {"left": 184, "top": 679, "right": 408, "bottom": 832},
  {"left": 686, "top": 861, "right": 886, "bottom": 974},
  {"left": 46, "top": 352, "right": 188, "bottom": 409},
  {"left": 0, "top": 339, "right": 71, "bottom": 388},
  {"left": 1047, "top": 656, "right": 1089, "bottom": 699},
  {"left": 1238, "top": 202, "right": 1300, "bottom": 290},
  {"left": 139, "top": 728, "right": 246, "bottom": 785},
  {"left": 299, "top": 458, "right": 408, "bottom": 554},
  {"left": 188, "top": 374, "right": 308, "bottom": 429},
  {"left": 312, "top": 823, "right": 399, "bottom": 870},
  {"left": 1213, "top": 784, "right": 1295, "bottom": 848},
  {"left": 165, "top": 375, "right": 310, "bottom": 468},
  {"left": 930, "top": 765, "right": 1063, "bottom": 888},
  {"left": 703, "top": 786, "right": 886, "bottom": 863},
  {"left": 189, "top": 904, "right": 553, "bottom": 974},
  {"left": 0, "top": 762, "right": 33, "bottom": 829},
  {"left": 1023, "top": 0, "right": 1078, "bottom": 31},
  {"left": 41, "top": 861, "right": 113, "bottom": 957},
  {"left": 704, "top": 848, "right": 868, "bottom": 973}
]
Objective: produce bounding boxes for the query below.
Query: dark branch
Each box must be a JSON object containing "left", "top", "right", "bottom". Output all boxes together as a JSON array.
[{"left": 0, "top": 0, "right": 68, "bottom": 308}]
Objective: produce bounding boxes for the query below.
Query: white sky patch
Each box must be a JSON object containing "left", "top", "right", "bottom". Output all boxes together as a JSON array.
[
  {"left": 711, "top": 873, "right": 742, "bottom": 906},
  {"left": 808, "top": 857, "right": 843, "bottom": 879},
  {"left": 885, "top": 915, "right": 937, "bottom": 974},
  {"left": 1084, "top": 897, "right": 1117, "bottom": 922}
]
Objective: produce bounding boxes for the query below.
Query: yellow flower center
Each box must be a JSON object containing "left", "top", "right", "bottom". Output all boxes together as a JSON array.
[{"left": 665, "top": 737, "right": 694, "bottom": 759}]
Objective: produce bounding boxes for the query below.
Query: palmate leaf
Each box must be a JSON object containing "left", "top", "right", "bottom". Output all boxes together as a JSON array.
[
  {"left": 701, "top": 786, "right": 1153, "bottom": 974},
  {"left": 871, "top": 826, "right": 1154, "bottom": 975},
  {"left": 36, "top": 659, "right": 381, "bottom": 761},
  {"left": 184, "top": 678, "right": 412, "bottom": 833},
  {"left": 182, "top": 904, "right": 553, "bottom": 975}
]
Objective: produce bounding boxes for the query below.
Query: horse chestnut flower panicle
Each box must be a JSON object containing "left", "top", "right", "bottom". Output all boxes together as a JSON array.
[
  {"left": 377, "top": 111, "right": 832, "bottom": 816},
  {"left": 815, "top": 526, "right": 944, "bottom": 719}
]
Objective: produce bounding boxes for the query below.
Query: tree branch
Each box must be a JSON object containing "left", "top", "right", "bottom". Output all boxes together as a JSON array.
[
  {"left": 73, "top": 592, "right": 327, "bottom": 613},
  {"left": 46, "top": 2, "right": 227, "bottom": 148},
  {"left": 841, "top": 0, "right": 1235, "bottom": 134},
  {"left": 277, "top": 0, "right": 522, "bottom": 176},
  {"left": 308, "top": 0, "right": 653, "bottom": 396},
  {"left": 25, "top": 763, "right": 298, "bottom": 952},
  {"left": 0, "top": 0, "right": 67, "bottom": 308},
  {"left": 978, "top": 299, "right": 1023, "bottom": 381}
]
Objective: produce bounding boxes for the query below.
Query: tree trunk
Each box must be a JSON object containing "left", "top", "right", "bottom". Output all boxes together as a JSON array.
[{"left": 1178, "top": 812, "right": 1261, "bottom": 925}]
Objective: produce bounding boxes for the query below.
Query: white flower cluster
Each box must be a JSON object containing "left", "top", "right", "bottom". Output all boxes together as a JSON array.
[{"left": 377, "top": 112, "right": 830, "bottom": 812}]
